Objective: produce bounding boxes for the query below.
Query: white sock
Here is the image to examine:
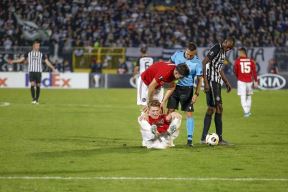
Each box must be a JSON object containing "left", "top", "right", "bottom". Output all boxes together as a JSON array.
[
  {"left": 240, "top": 95, "right": 249, "bottom": 113},
  {"left": 246, "top": 95, "right": 252, "bottom": 113}
]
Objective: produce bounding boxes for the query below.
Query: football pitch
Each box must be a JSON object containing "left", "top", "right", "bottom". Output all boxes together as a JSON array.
[{"left": 0, "top": 88, "right": 287, "bottom": 192}]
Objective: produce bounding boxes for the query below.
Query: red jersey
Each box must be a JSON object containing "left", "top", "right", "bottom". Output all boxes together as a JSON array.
[
  {"left": 141, "top": 61, "right": 176, "bottom": 89},
  {"left": 148, "top": 115, "right": 171, "bottom": 133},
  {"left": 234, "top": 56, "right": 257, "bottom": 82}
]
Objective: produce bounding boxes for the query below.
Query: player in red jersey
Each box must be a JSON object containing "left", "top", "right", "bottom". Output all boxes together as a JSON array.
[
  {"left": 138, "top": 100, "right": 182, "bottom": 149},
  {"left": 234, "top": 47, "right": 258, "bottom": 117},
  {"left": 137, "top": 61, "right": 189, "bottom": 108}
]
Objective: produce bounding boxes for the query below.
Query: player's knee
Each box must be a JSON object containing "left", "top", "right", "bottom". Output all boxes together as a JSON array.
[
  {"left": 206, "top": 107, "right": 215, "bottom": 115},
  {"left": 216, "top": 104, "right": 223, "bottom": 113},
  {"left": 186, "top": 112, "right": 193, "bottom": 118}
]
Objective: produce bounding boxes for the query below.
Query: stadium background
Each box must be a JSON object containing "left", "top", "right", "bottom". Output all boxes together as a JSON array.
[{"left": 0, "top": 0, "right": 287, "bottom": 84}]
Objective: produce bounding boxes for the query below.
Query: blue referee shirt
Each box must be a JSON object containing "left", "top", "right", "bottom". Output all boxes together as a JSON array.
[{"left": 170, "top": 51, "right": 203, "bottom": 86}]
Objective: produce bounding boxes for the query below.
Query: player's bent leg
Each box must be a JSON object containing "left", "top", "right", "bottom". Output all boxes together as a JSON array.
[
  {"left": 138, "top": 117, "right": 155, "bottom": 147},
  {"left": 166, "top": 117, "right": 182, "bottom": 147}
]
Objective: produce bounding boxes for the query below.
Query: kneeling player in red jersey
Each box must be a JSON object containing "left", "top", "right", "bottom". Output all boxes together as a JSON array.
[{"left": 138, "top": 100, "right": 182, "bottom": 149}]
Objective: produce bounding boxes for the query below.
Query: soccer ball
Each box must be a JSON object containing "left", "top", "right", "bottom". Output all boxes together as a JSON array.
[{"left": 205, "top": 133, "right": 219, "bottom": 146}]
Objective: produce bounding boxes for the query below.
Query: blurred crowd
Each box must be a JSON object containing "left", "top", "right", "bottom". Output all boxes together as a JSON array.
[{"left": 0, "top": 0, "right": 287, "bottom": 49}]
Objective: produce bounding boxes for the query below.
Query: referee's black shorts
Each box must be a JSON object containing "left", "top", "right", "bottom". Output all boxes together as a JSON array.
[
  {"left": 167, "top": 85, "right": 194, "bottom": 112},
  {"left": 29, "top": 72, "right": 42, "bottom": 84},
  {"left": 206, "top": 81, "right": 222, "bottom": 107}
]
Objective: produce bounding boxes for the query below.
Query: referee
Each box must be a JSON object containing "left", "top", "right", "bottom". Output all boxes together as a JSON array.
[
  {"left": 9, "top": 40, "right": 57, "bottom": 104},
  {"left": 200, "top": 37, "right": 234, "bottom": 145}
]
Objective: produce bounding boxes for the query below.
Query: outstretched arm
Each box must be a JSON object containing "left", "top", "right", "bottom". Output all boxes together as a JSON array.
[{"left": 9, "top": 57, "right": 25, "bottom": 64}]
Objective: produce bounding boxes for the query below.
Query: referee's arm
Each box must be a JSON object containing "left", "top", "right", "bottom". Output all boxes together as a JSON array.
[{"left": 202, "top": 56, "right": 210, "bottom": 92}]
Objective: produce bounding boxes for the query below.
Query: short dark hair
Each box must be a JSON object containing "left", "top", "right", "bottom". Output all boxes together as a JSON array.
[
  {"left": 238, "top": 47, "right": 247, "bottom": 55},
  {"left": 148, "top": 100, "right": 161, "bottom": 108},
  {"left": 33, "top": 39, "right": 40, "bottom": 44},
  {"left": 226, "top": 37, "right": 235, "bottom": 47},
  {"left": 140, "top": 46, "right": 147, "bottom": 54},
  {"left": 187, "top": 42, "right": 197, "bottom": 51},
  {"left": 175, "top": 63, "right": 190, "bottom": 77}
]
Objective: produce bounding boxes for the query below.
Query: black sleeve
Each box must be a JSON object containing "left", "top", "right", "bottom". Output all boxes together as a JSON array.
[{"left": 207, "top": 44, "right": 221, "bottom": 61}]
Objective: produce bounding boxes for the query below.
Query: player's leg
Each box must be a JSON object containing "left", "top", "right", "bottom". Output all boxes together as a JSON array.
[
  {"left": 137, "top": 117, "right": 154, "bottom": 147},
  {"left": 238, "top": 80, "right": 249, "bottom": 115},
  {"left": 29, "top": 72, "right": 36, "bottom": 103},
  {"left": 213, "top": 82, "right": 224, "bottom": 142},
  {"left": 94, "top": 74, "right": 100, "bottom": 88},
  {"left": 137, "top": 77, "right": 148, "bottom": 106},
  {"left": 179, "top": 86, "right": 195, "bottom": 146},
  {"left": 168, "top": 116, "right": 182, "bottom": 146},
  {"left": 201, "top": 82, "right": 215, "bottom": 143},
  {"left": 35, "top": 72, "right": 42, "bottom": 104},
  {"left": 246, "top": 82, "right": 253, "bottom": 116}
]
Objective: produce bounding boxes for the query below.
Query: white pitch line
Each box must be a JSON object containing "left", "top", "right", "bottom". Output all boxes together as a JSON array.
[
  {"left": 0, "top": 176, "right": 287, "bottom": 181},
  {"left": 0, "top": 102, "right": 10, "bottom": 107}
]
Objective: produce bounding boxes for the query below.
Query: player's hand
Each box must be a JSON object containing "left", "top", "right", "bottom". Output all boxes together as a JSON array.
[
  {"left": 142, "top": 106, "right": 149, "bottom": 114},
  {"left": 253, "top": 81, "right": 258, "bottom": 89},
  {"left": 52, "top": 69, "right": 59, "bottom": 74},
  {"left": 204, "top": 82, "right": 210, "bottom": 93},
  {"left": 170, "top": 112, "right": 182, "bottom": 119},
  {"left": 191, "top": 94, "right": 198, "bottom": 104},
  {"left": 225, "top": 82, "right": 232, "bottom": 93},
  {"left": 139, "top": 113, "right": 149, "bottom": 121}
]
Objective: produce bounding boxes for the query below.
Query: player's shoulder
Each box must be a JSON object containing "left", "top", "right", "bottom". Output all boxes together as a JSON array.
[
  {"left": 192, "top": 56, "right": 201, "bottom": 63},
  {"left": 173, "top": 50, "right": 184, "bottom": 56}
]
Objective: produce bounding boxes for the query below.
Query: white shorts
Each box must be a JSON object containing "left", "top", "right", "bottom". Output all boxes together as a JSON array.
[
  {"left": 237, "top": 80, "right": 253, "bottom": 96},
  {"left": 136, "top": 76, "right": 164, "bottom": 106}
]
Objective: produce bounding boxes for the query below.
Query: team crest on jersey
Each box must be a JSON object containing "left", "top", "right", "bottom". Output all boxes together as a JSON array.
[
  {"left": 155, "top": 119, "right": 164, "bottom": 126},
  {"left": 159, "top": 76, "right": 163, "bottom": 81}
]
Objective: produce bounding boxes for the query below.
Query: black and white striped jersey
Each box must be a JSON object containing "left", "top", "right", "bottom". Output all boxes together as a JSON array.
[
  {"left": 206, "top": 43, "right": 226, "bottom": 84},
  {"left": 24, "top": 51, "right": 47, "bottom": 72}
]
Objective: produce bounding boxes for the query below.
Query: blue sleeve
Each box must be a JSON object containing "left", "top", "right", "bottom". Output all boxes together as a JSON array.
[
  {"left": 170, "top": 52, "right": 177, "bottom": 63},
  {"left": 196, "top": 60, "right": 203, "bottom": 76}
]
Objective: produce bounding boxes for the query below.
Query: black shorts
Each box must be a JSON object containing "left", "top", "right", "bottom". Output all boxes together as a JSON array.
[
  {"left": 206, "top": 81, "right": 222, "bottom": 107},
  {"left": 167, "top": 85, "right": 194, "bottom": 112},
  {"left": 29, "top": 72, "right": 42, "bottom": 84}
]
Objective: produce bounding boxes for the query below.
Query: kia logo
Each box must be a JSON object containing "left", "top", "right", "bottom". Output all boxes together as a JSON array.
[{"left": 258, "top": 74, "right": 286, "bottom": 90}]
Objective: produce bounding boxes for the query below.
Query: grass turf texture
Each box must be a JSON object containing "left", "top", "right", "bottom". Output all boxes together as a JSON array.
[{"left": 0, "top": 88, "right": 287, "bottom": 192}]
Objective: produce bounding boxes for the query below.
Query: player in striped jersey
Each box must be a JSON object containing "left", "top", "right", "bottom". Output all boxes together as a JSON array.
[
  {"left": 9, "top": 40, "right": 57, "bottom": 104},
  {"left": 200, "top": 37, "right": 235, "bottom": 145}
]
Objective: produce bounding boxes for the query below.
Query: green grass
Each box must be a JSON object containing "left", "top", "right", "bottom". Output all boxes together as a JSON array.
[{"left": 0, "top": 88, "right": 288, "bottom": 192}]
